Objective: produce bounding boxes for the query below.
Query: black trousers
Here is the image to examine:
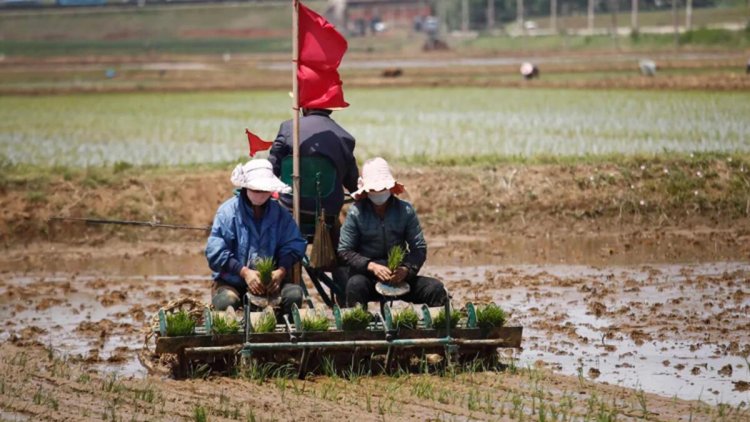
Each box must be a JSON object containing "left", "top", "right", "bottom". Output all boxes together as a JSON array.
[{"left": 345, "top": 272, "right": 448, "bottom": 308}]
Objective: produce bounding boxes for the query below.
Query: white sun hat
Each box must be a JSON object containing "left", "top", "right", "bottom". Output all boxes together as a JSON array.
[
  {"left": 351, "top": 157, "right": 405, "bottom": 200},
  {"left": 230, "top": 159, "right": 291, "bottom": 193}
]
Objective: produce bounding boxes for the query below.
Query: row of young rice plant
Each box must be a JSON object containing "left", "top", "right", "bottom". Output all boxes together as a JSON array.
[{"left": 0, "top": 87, "right": 748, "bottom": 167}]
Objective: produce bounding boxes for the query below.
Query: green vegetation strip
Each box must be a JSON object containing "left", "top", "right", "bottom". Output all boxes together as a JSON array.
[{"left": 1, "top": 88, "right": 748, "bottom": 167}]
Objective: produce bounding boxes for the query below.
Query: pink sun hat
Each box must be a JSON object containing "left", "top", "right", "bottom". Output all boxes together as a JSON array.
[{"left": 351, "top": 157, "right": 405, "bottom": 200}]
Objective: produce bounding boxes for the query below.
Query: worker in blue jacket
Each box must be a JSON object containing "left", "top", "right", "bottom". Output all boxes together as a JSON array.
[{"left": 205, "top": 159, "right": 307, "bottom": 315}]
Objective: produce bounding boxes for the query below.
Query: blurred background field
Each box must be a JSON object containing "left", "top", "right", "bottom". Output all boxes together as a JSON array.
[
  {"left": 1, "top": 88, "right": 747, "bottom": 167},
  {"left": 0, "top": 0, "right": 748, "bottom": 56},
  {"left": 0, "top": 0, "right": 748, "bottom": 168}
]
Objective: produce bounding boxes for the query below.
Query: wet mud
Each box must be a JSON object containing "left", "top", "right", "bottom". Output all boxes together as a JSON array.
[{"left": 1, "top": 162, "right": 749, "bottom": 419}]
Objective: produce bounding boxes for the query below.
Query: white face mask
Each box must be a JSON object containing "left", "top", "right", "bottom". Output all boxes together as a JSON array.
[
  {"left": 247, "top": 190, "right": 272, "bottom": 206},
  {"left": 368, "top": 190, "right": 391, "bottom": 206}
]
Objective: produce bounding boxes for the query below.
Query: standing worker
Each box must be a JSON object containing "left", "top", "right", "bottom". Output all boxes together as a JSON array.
[
  {"left": 268, "top": 107, "right": 359, "bottom": 304},
  {"left": 268, "top": 107, "right": 359, "bottom": 222}
]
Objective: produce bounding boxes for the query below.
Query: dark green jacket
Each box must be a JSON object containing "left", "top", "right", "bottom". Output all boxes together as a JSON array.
[{"left": 337, "top": 197, "right": 427, "bottom": 278}]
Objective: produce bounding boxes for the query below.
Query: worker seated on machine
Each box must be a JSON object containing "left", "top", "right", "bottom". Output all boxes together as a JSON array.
[
  {"left": 205, "top": 159, "right": 307, "bottom": 316},
  {"left": 338, "top": 157, "right": 448, "bottom": 308}
]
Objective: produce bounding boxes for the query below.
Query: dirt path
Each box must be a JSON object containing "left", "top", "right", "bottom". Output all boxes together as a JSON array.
[
  {"left": 1, "top": 51, "right": 749, "bottom": 94},
  {"left": 0, "top": 340, "right": 738, "bottom": 421}
]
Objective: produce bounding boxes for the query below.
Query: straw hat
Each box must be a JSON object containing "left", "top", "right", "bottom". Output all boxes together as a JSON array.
[
  {"left": 230, "top": 159, "right": 291, "bottom": 193},
  {"left": 352, "top": 157, "right": 404, "bottom": 200}
]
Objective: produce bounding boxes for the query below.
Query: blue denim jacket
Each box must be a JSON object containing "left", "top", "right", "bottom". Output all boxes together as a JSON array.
[
  {"left": 337, "top": 197, "right": 427, "bottom": 277},
  {"left": 205, "top": 193, "right": 306, "bottom": 290}
]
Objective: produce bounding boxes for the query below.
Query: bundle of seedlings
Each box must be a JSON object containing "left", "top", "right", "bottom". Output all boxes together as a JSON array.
[
  {"left": 476, "top": 303, "right": 507, "bottom": 328},
  {"left": 212, "top": 313, "right": 240, "bottom": 335},
  {"left": 254, "top": 311, "right": 277, "bottom": 333},
  {"left": 301, "top": 312, "right": 330, "bottom": 332},
  {"left": 166, "top": 310, "right": 196, "bottom": 337},
  {"left": 393, "top": 307, "right": 419, "bottom": 329},
  {"left": 387, "top": 245, "right": 405, "bottom": 272},
  {"left": 341, "top": 305, "right": 373, "bottom": 331},
  {"left": 432, "top": 308, "right": 461, "bottom": 329},
  {"left": 255, "top": 257, "right": 275, "bottom": 291}
]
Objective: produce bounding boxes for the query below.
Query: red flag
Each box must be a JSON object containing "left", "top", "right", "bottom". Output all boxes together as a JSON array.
[
  {"left": 246, "top": 129, "right": 273, "bottom": 157},
  {"left": 298, "top": 2, "right": 348, "bottom": 109}
]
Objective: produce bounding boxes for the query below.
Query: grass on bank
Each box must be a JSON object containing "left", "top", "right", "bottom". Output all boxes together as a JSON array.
[
  {"left": 2, "top": 26, "right": 748, "bottom": 56},
  {"left": 1, "top": 151, "right": 748, "bottom": 184},
  {"left": 460, "top": 25, "right": 750, "bottom": 52}
]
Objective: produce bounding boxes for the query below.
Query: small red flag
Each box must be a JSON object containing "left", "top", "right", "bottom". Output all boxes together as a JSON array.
[
  {"left": 298, "top": 2, "right": 348, "bottom": 109},
  {"left": 246, "top": 129, "right": 273, "bottom": 157}
]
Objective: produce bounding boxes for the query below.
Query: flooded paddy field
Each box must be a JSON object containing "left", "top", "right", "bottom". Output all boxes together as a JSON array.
[
  {"left": 1, "top": 244, "right": 747, "bottom": 418},
  {"left": 1, "top": 88, "right": 748, "bottom": 167},
  {"left": 1, "top": 109, "right": 749, "bottom": 418}
]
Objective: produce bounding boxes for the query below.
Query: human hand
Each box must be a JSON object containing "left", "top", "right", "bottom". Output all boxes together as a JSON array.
[
  {"left": 268, "top": 268, "right": 286, "bottom": 295},
  {"left": 367, "top": 262, "right": 392, "bottom": 282},
  {"left": 389, "top": 266, "right": 409, "bottom": 285},
  {"left": 241, "top": 267, "right": 265, "bottom": 296}
]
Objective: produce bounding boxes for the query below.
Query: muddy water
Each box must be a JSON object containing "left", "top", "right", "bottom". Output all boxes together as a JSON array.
[
  {"left": 1, "top": 256, "right": 748, "bottom": 406},
  {"left": 424, "top": 262, "right": 750, "bottom": 406}
]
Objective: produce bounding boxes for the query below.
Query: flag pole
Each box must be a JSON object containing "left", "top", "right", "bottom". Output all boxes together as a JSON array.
[
  {"left": 292, "top": 0, "right": 300, "bottom": 228},
  {"left": 292, "top": 0, "right": 302, "bottom": 284}
]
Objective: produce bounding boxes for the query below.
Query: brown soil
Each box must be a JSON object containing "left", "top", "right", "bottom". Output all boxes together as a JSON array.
[
  {"left": 2, "top": 158, "right": 748, "bottom": 266},
  {"left": 1, "top": 52, "right": 749, "bottom": 94},
  {"left": 1, "top": 160, "right": 748, "bottom": 419},
  {"left": 179, "top": 28, "right": 288, "bottom": 39},
  {"left": 0, "top": 341, "right": 730, "bottom": 421}
]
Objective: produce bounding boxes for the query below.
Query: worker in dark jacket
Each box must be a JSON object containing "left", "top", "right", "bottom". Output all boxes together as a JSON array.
[
  {"left": 338, "top": 157, "right": 447, "bottom": 308},
  {"left": 268, "top": 108, "right": 359, "bottom": 306},
  {"left": 268, "top": 108, "right": 359, "bottom": 221}
]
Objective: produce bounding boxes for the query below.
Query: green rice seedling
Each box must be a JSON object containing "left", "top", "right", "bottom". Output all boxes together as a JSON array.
[
  {"left": 387, "top": 245, "right": 405, "bottom": 272},
  {"left": 254, "top": 311, "right": 276, "bottom": 333},
  {"left": 301, "top": 313, "right": 330, "bottom": 332},
  {"left": 476, "top": 303, "right": 507, "bottom": 329},
  {"left": 193, "top": 405, "right": 207, "bottom": 422},
  {"left": 432, "top": 309, "right": 460, "bottom": 329},
  {"left": 166, "top": 310, "right": 195, "bottom": 337},
  {"left": 212, "top": 313, "right": 239, "bottom": 335},
  {"left": 320, "top": 356, "right": 337, "bottom": 377},
  {"left": 393, "top": 307, "right": 419, "bottom": 329},
  {"left": 341, "top": 305, "right": 373, "bottom": 331},
  {"left": 255, "top": 256, "right": 275, "bottom": 287}
]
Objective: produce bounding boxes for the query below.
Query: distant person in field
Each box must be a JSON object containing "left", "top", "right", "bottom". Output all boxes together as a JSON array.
[
  {"left": 205, "top": 159, "right": 306, "bottom": 315},
  {"left": 268, "top": 107, "right": 359, "bottom": 304},
  {"left": 338, "top": 157, "right": 448, "bottom": 308}
]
